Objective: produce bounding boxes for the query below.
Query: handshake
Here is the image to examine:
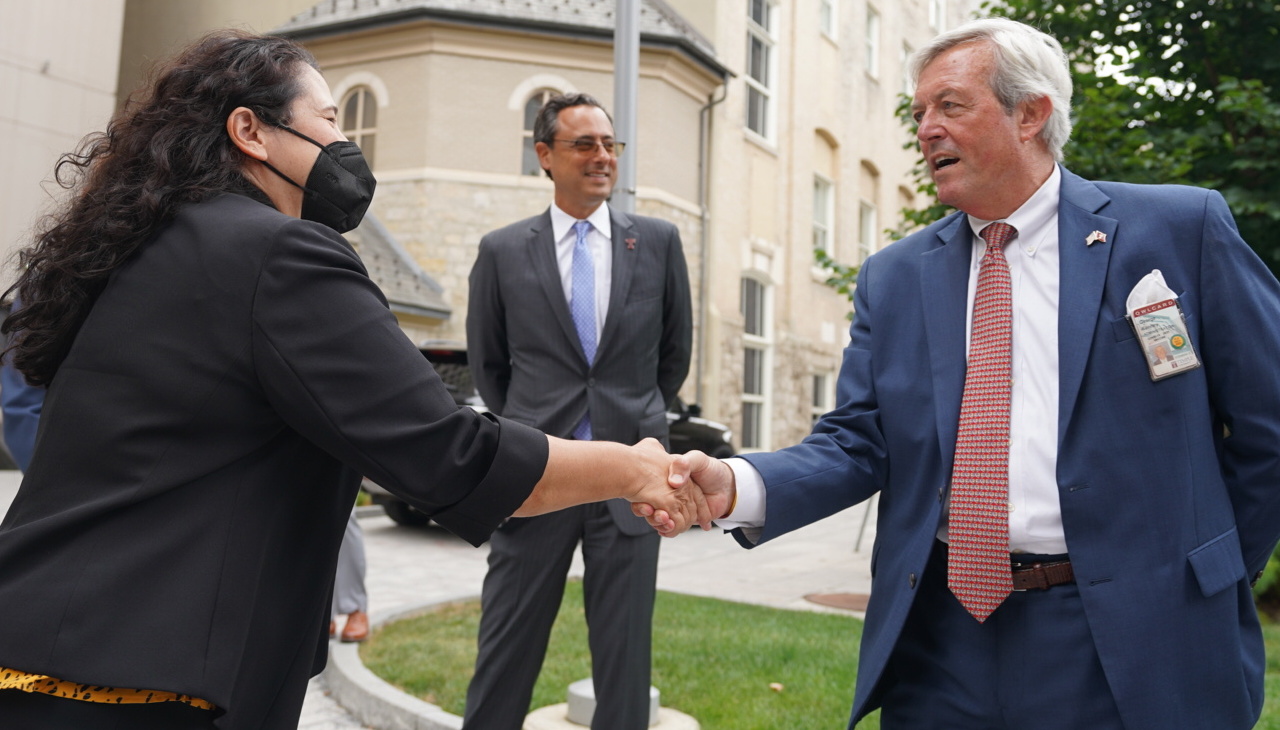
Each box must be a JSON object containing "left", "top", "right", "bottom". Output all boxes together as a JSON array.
[
  {"left": 515, "top": 436, "right": 737, "bottom": 534},
  {"left": 626, "top": 438, "right": 736, "bottom": 536}
]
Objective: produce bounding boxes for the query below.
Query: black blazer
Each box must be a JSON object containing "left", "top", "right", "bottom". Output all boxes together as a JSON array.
[
  {"left": 0, "top": 193, "right": 548, "bottom": 729},
  {"left": 466, "top": 207, "right": 692, "bottom": 535}
]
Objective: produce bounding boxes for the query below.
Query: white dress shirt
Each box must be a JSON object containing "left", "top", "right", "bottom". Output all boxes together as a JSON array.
[
  {"left": 720, "top": 167, "right": 1069, "bottom": 554},
  {"left": 550, "top": 202, "right": 613, "bottom": 341}
]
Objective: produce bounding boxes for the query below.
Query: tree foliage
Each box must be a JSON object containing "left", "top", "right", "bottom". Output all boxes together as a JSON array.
[{"left": 815, "top": 0, "right": 1280, "bottom": 287}]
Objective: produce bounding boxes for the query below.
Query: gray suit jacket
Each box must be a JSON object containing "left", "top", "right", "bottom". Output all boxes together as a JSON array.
[{"left": 467, "top": 206, "right": 692, "bottom": 534}]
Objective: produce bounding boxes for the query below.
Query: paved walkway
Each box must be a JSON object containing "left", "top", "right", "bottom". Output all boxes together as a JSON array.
[{"left": 0, "top": 470, "right": 877, "bottom": 729}]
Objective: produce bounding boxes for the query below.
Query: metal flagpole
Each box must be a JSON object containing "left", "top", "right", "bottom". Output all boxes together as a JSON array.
[{"left": 613, "top": 0, "right": 639, "bottom": 214}]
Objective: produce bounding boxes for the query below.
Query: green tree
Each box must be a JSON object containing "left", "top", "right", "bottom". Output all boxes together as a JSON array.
[{"left": 815, "top": 1, "right": 1280, "bottom": 285}]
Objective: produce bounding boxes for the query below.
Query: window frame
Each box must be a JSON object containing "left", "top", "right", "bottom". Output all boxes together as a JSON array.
[
  {"left": 858, "top": 200, "right": 878, "bottom": 263},
  {"left": 521, "top": 88, "right": 558, "bottom": 176},
  {"left": 865, "top": 5, "right": 881, "bottom": 79},
  {"left": 929, "top": 0, "right": 947, "bottom": 32},
  {"left": 811, "top": 372, "right": 833, "bottom": 425},
  {"left": 745, "top": 0, "right": 777, "bottom": 140},
  {"left": 819, "top": 0, "right": 837, "bottom": 40},
  {"left": 339, "top": 86, "right": 378, "bottom": 166},
  {"left": 812, "top": 174, "right": 835, "bottom": 255},
  {"left": 740, "top": 276, "right": 772, "bottom": 451}
]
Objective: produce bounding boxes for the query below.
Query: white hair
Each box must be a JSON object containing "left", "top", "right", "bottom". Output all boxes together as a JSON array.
[{"left": 908, "top": 17, "right": 1073, "bottom": 161}]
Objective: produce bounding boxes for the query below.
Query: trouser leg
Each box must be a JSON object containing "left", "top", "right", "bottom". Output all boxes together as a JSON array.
[{"left": 462, "top": 509, "right": 584, "bottom": 730}]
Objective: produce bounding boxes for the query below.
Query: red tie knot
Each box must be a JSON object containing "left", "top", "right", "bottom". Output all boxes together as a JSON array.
[{"left": 980, "top": 222, "right": 1017, "bottom": 251}]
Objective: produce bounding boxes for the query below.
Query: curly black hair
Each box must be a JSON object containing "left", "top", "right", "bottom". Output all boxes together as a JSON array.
[{"left": 2, "top": 30, "right": 318, "bottom": 386}]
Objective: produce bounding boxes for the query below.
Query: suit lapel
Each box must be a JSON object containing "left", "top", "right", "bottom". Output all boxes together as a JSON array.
[
  {"left": 1056, "top": 168, "right": 1118, "bottom": 434},
  {"left": 597, "top": 208, "right": 637, "bottom": 359},
  {"left": 922, "top": 213, "right": 974, "bottom": 464},
  {"left": 528, "top": 211, "right": 584, "bottom": 361}
]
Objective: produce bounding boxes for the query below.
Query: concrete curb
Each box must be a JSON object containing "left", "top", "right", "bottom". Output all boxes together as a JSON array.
[
  {"left": 324, "top": 596, "right": 479, "bottom": 730},
  {"left": 354, "top": 504, "right": 386, "bottom": 519}
]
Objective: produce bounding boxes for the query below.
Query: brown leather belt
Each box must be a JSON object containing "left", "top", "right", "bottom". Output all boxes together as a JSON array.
[{"left": 1010, "top": 559, "right": 1074, "bottom": 590}]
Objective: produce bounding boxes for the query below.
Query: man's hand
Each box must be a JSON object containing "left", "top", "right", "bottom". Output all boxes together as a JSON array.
[
  {"left": 679, "top": 450, "right": 736, "bottom": 521},
  {"left": 632, "top": 447, "right": 736, "bottom": 536},
  {"left": 626, "top": 438, "right": 713, "bottom": 535}
]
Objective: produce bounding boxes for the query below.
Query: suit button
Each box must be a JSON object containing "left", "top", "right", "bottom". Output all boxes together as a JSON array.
[
  {"left": 587, "top": 378, "right": 596, "bottom": 387},
  {"left": 938, "top": 487, "right": 944, "bottom": 502},
  {"left": 908, "top": 573, "right": 917, "bottom": 589}
]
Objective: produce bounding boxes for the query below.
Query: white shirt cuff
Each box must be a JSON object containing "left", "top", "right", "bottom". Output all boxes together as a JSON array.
[{"left": 715, "top": 457, "right": 766, "bottom": 530}]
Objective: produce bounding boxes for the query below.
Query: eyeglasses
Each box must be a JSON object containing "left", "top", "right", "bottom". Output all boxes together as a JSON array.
[{"left": 553, "top": 138, "right": 626, "bottom": 157}]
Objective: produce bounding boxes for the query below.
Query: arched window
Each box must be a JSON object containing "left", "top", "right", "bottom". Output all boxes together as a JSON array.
[
  {"left": 341, "top": 86, "right": 377, "bottom": 166},
  {"left": 813, "top": 130, "right": 838, "bottom": 257},
  {"left": 522, "top": 89, "right": 558, "bottom": 176}
]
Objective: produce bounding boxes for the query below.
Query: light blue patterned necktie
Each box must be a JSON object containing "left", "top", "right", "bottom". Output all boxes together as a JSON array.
[{"left": 570, "top": 220, "right": 595, "bottom": 440}]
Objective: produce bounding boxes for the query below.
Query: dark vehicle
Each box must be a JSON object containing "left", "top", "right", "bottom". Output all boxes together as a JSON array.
[{"left": 364, "top": 341, "right": 735, "bottom": 527}]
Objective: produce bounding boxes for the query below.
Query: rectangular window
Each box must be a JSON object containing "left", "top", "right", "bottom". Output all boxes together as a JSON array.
[
  {"left": 811, "top": 373, "right": 831, "bottom": 425},
  {"left": 929, "top": 0, "right": 947, "bottom": 31},
  {"left": 819, "top": 0, "right": 836, "bottom": 38},
  {"left": 813, "top": 175, "right": 833, "bottom": 254},
  {"left": 741, "top": 402, "right": 762, "bottom": 449},
  {"left": 742, "top": 350, "right": 765, "bottom": 449},
  {"left": 859, "top": 201, "right": 877, "bottom": 263},
  {"left": 745, "top": 0, "right": 775, "bottom": 138},
  {"left": 742, "top": 277, "right": 765, "bottom": 337},
  {"left": 901, "top": 42, "right": 915, "bottom": 96},
  {"left": 744, "top": 346, "right": 764, "bottom": 399},
  {"left": 740, "top": 277, "right": 769, "bottom": 450},
  {"left": 865, "top": 7, "right": 880, "bottom": 78}
]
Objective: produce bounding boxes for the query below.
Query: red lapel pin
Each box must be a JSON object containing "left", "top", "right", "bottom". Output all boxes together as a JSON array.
[{"left": 625, "top": 238, "right": 636, "bottom": 250}]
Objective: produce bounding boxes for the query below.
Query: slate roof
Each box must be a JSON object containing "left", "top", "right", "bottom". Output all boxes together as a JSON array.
[
  {"left": 344, "top": 212, "right": 451, "bottom": 321},
  {"left": 275, "top": 0, "right": 724, "bottom": 77}
]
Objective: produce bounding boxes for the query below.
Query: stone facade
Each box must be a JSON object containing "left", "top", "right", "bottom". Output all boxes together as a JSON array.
[
  {"left": 369, "top": 172, "right": 706, "bottom": 403},
  {"left": 671, "top": 0, "right": 980, "bottom": 451}
]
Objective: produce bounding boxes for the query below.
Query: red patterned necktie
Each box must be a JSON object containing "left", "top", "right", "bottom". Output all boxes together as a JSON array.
[{"left": 947, "top": 221, "right": 1017, "bottom": 622}]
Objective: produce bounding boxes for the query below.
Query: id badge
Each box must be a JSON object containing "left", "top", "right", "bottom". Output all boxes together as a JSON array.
[{"left": 1129, "top": 298, "right": 1201, "bottom": 381}]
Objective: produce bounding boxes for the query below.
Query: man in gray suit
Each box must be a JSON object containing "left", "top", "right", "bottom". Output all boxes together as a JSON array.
[{"left": 462, "top": 92, "right": 693, "bottom": 730}]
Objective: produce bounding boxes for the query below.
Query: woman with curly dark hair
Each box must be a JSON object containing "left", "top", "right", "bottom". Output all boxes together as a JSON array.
[{"left": 0, "top": 30, "right": 705, "bottom": 730}]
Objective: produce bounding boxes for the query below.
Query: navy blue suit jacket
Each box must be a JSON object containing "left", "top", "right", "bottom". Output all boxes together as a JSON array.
[
  {"left": 738, "top": 167, "right": 1280, "bottom": 730},
  {"left": 2, "top": 297, "right": 43, "bottom": 471}
]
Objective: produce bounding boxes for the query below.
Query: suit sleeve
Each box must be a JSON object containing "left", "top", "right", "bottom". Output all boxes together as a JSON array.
[
  {"left": 250, "top": 219, "right": 547, "bottom": 546},
  {"left": 1, "top": 355, "right": 43, "bottom": 472},
  {"left": 466, "top": 235, "right": 511, "bottom": 417},
  {"left": 1198, "top": 190, "right": 1280, "bottom": 577},
  {"left": 657, "top": 225, "right": 693, "bottom": 407},
  {"left": 1, "top": 297, "right": 44, "bottom": 472}
]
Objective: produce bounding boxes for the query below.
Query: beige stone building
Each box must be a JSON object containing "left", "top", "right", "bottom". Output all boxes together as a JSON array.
[
  {"left": 666, "top": 0, "right": 977, "bottom": 450},
  {"left": 2, "top": 0, "right": 979, "bottom": 454},
  {"left": 1, "top": 0, "right": 127, "bottom": 285}
]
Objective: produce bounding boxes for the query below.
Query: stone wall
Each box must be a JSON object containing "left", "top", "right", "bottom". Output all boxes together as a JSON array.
[{"left": 375, "top": 174, "right": 707, "bottom": 398}]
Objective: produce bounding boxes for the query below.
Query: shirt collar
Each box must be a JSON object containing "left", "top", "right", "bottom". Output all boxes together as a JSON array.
[
  {"left": 966, "top": 164, "right": 1061, "bottom": 252},
  {"left": 551, "top": 202, "right": 612, "bottom": 244}
]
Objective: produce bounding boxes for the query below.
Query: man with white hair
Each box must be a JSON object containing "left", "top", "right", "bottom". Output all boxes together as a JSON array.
[{"left": 678, "top": 17, "right": 1280, "bottom": 730}]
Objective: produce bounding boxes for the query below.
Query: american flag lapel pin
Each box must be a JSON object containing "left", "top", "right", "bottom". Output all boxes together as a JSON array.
[
  {"left": 625, "top": 238, "right": 636, "bottom": 250},
  {"left": 1086, "top": 230, "right": 1107, "bottom": 246}
]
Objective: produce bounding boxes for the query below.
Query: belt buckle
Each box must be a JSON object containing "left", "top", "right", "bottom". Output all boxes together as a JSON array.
[{"left": 1010, "top": 560, "right": 1045, "bottom": 592}]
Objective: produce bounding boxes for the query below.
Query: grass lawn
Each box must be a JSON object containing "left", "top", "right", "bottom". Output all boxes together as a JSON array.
[
  {"left": 361, "top": 580, "right": 880, "bottom": 729},
  {"left": 361, "top": 584, "right": 1280, "bottom": 729},
  {"left": 1259, "top": 617, "right": 1280, "bottom": 730}
]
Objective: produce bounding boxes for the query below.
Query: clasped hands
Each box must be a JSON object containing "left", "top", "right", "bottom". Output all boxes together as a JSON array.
[{"left": 625, "top": 438, "right": 735, "bottom": 536}]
